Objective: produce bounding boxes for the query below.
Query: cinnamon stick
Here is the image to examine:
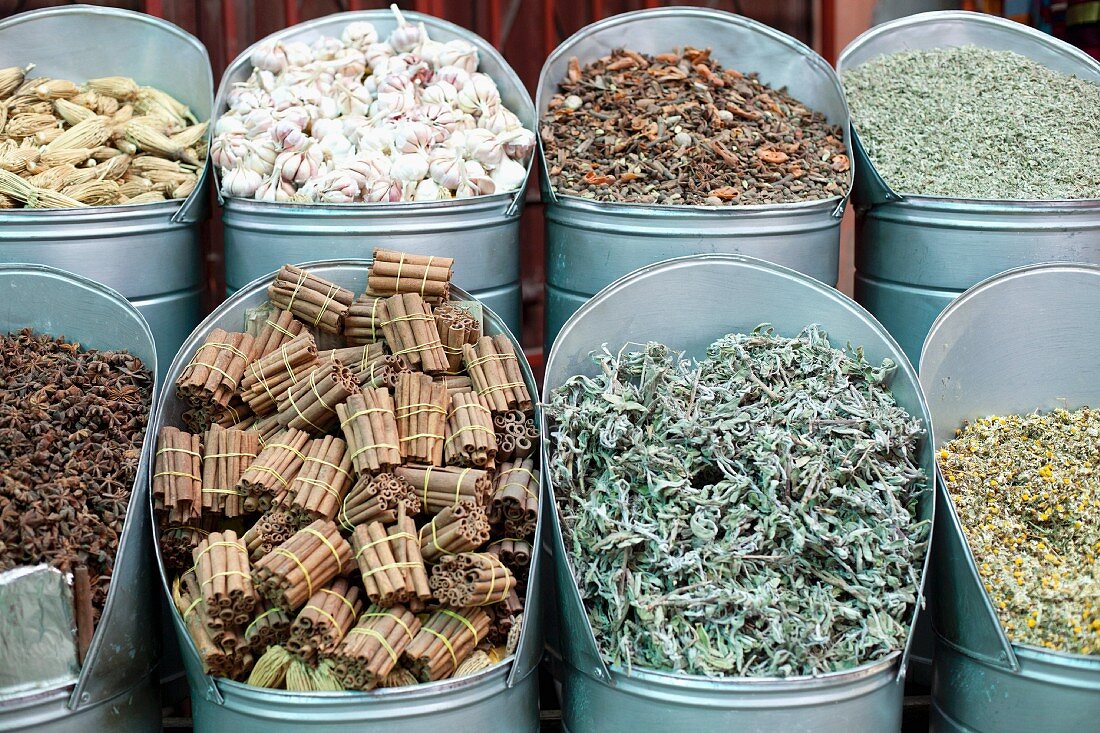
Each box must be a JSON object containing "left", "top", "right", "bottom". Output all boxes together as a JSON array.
[
  {"left": 344, "top": 294, "right": 388, "bottom": 346},
  {"left": 368, "top": 249, "right": 453, "bottom": 304},
  {"left": 153, "top": 426, "right": 202, "bottom": 525},
  {"left": 394, "top": 465, "right": 492, "bottom": 514},
  {"left": 337, "top": 388, "right": 400, "bottom": 477},
  {"left": 402, "top": 606, "right": 490, "bottom": 681},
  {"left": 252, "top": 519, "right": 353, "bottom": 612},
  {"left": 276, "top": 360, "right": 357, "bottom": 435},
  {"left": 288, "top": 435, "right": 353, "bottom": 522},
  {"left": 238, "top": 427, "right": 310, "bottom": 512},
  {"left": 177, "top": 328, "right": 255, "bottom": 408},
  {"left": 240, "top": 333, "right": 318, "bottom": 415},
  {"left": 328, "top": 604, "right": 422, "bottom": 690},
  {"left": 268, "top": 264, "right": 354, "bottom": 335},
  {"left": 201, "top": 428, "right": 260, "bottom": 518}
]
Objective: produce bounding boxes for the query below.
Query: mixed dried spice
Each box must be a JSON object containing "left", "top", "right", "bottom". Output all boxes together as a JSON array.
[
  {"left": 541, "top": 47, "right": 849, "bottom": 206},
  {"left": 0, "top": 329, "right": 152, "bottom": 624},
  {"left": 940, "top": 408, "right": 1100, "bottom": 655},
  {"left": 156, "top": 250, "right": 538, "bottom": 691},
  {"left": 548, "top": 326, "right": 929, "bottom": 677},
  {"left": 844, "top": 45, "right": 1100, "bottom": 200}
]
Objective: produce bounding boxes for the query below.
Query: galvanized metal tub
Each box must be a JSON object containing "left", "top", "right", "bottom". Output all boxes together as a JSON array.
[
  {"left": 542, "top": 254, "right": 934, "bottom": 732},
  {"left": 151, "top": 259, "right": 544, "bottom": 732},
  {"left": 838, "top": 10, "right": 1100, "bottom": 368},
  {"left": 918, "top": 263, "right": 1100, "bottom": 733},
  {"left": 217, "top": 11, "right": 534, "bottom": 334},
  {"left": 537, "top": 7, "right": 852, "bottom": 347},
  {"left": 0, "top": 263, "right": 160, "bottom": 732}
]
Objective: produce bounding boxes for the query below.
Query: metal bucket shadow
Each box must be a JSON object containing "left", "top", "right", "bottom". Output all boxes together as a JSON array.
[
  {"left": 919, "top": 263, "right": 1100, "bottom": 732},
  {"left": 0, "top": 5, "right": 213, "bottom": 378},
  {"left": 0, "top": 264, "right": 160, "bottom": 732},
  {"left": 537, "top": 7, "right": 852, "bottom": 348},
  {"left": 151, "top": 259, "right": 544, "bottom": 732},
  {"left": 541, "top": 254, "right": 934, "bottom": 732},
  {"left": 216, "top": 11, "right": 535, "bottom": 334},
  {"left": 838, "top": 11, "right": 1100, "bottom": 368}
]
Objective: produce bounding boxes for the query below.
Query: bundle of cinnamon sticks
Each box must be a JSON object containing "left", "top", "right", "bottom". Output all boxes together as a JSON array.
[{"left": 155, "top": 251, "right": 539, "bottom": 692}]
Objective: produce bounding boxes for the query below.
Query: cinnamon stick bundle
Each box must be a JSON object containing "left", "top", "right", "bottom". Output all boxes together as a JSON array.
[
  {"left": 487, "top": 538, "right": 532, "bottom": 576},
  {"left": 174, "top": 576, "right": 230, "bottom": 676},
  {"left": 360, "top": 353, "right": 409, "bottom": 389},
  {"left": 161, "top": 525, "right": 209, "bottom": 571},
  {"left": 249, "top": 309, "right": 305, "bottom": 362},
  {"left": 344, "top": 294, "right": 388, "bottom": 346},
  {"left": 249, "top": 414, "right": 284, "bottom": 446},
  {"left": 193, "top": 530, "right": 258, "bottom": 625},
  {"left": 238, "top": 428, "right": 310, "bottom": 513},
  {"left": 339, "top": 472, "right": 421, "bottom": 530},
  {"left": 394, "top": 465, "right": 492, "bottom": 515},
  {"left": 492, "top": 459, "right": 539, "bottom": 538},
  {"left": 252, "top": 519, "right": 353, "bottom": 612},
  {"left": 213, "top": 397, "right": 255, "bottom": 430},
  {"left": 240, "top": 333, "right": 318, "bottom": 415},
  {"left": 154, "top": 426, "right": 202, "bottom": 525},
  {"left": 352, "top": 521, "right": 415, "bottom": 606},
  {"left": 244, "top": 602, "right": 292, "bottom": 654},
  {"left": 337, "top": 388, "right": 400, "bottom": 477},
  {"left": 462, "top": 335, "right": 532, "bottom": 413},
  {"left": 318, "top": 343, "right": 385, "bottom": 380},
  {"left": 487, "top": 592, "right": 524, "bottom": 646},
  {"left": 276, "top": 360, "right": 358, "bottom": 435},
  {"left": 368, "top": 249, "right": 454, "bottom": 304},
  {"left": 434, "top": 302, "right": 481, "bottom": 374},
  {"left": 177, "top": 328, "right": 255, "bottom": 408},
  {"left": 286, "top": 578, "right": 362, "bottom": 660},
  {"left": 418, "top": 501, "right": 491, "bottom": 564},
  {"left": 242, "top": 510, "right": 301, "bottom": 562},
  {"left": 437, "top": 374, "right": 473, "bottom": 396},
  {"left": 395, "top": 372, "right": 447, "bottom": 465},
  {"left": 402, "top": 606, "right": 490, "bottom": 682},
  {"left": 392, "top": 504, "right": 431, "bottom": 606},
  {"left": 444, "top": 391, "right": 497, "bottom": 468},
  {"left": 328, "top": 604, "right": 421, "bottom": 690},
  {"left": 379, "top": 293, "right": 449, "bottom": 373},
  {"left": 288, "top": 435, "right": 353, "bottom": 522},
  {"left": 202, "top": 428, "right": 260, "bottom": 518},
  {"left": 269, "top": 264, "right": 354, "bottom": 335},
  {"left": 429, "top": 552, "right": 516, "bottom": 607},
  {"left": 178, "top": 568, "right": 245, "bottom": 655}
]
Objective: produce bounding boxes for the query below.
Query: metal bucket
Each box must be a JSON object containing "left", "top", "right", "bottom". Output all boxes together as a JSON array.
[
  {"left": 0, "top": 264, "right": 160, "bottom": 732},
  {"left": 0, "top": 4, "right": 213, "bottom": 379},
  {"left": 217, "top": 11, "right": 534, "bottom": 334},
  {"left": 151, "top": 259, "right": 544, "bottom": 732},
  {"left": 838, "top": 10, "right": 1100, "bottom": 367},
  {"left": 541, "top": 254, "right": 934, "bottom": 732},
  {"left": 918, "top": 263, "right": 1100, "bottom": 733},
  {"left": 537, "top": 7, "right": 852, "bottom": 347}
]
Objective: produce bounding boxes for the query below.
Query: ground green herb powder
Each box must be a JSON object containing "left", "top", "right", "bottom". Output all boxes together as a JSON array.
[
  {"left": 844, "top": 45, "right": 1100, "bottom": 200},
  {"left": 548, "top": 326, "right": 929, "bottom": 677}
]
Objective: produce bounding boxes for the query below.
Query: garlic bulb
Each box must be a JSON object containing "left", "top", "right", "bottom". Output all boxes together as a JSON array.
[
  {"left": 223, "top": 166, "right": 263, "bottom": 197},
  {"left": 342, "top": 22, "right": 379, "bottom": 50},
  {"left": 275, "top": 143, "right": 323, "bottom": 184},
  {"left": 215, "top": 7, "right": 533, "bottom": 203},
  {"left": 437, "top": 40, "right": 479, "bottom": 74}
]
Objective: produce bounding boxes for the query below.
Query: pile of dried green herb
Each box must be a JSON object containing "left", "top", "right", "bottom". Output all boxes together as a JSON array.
[
  {"left": 843, "top": 45, "right": 1100, "bottom": 199},
  {"left": 940, "top": 408, "right": 1100, "bottom": 656},
  {"left": 548, "top": 325, "right": 929, "bottom": 677}
]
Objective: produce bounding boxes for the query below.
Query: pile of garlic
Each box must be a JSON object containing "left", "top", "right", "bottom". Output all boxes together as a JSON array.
[{"left": 213, "top": 6, "right": 535, "bottom": 204}]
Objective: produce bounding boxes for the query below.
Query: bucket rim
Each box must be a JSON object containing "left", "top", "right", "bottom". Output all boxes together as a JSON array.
[
  {"left": 219, "top": 188, "right": 517, "bottom": 214},
  {"left": 545, "top": 190, "right": 844, "bottom": 215},
  {"left": 934, "top": 625, "right": 1100, "bottom": 671},
  {"left": 838, "top": 10, "right": 1100, "bottom": 208},
  {"left": 0, "top": 198, "right": 193, "bottom": 221},
  {"left": 535, "top": 5, "right": 853, "bottom": 217},
  {"left": 543, "top": 252, "right": 935, "bottom": 686},
  {"left": 211, "top": 9, "right": 535, "bottom": 216},
  {"left": 152, "top": 257, "right": 544, "bottom": 703},
  {"left": 0, "top": 262, "right": 159, "bottom": 711}
]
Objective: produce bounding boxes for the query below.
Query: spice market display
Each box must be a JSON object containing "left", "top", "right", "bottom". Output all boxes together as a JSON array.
[
  {"left": 213, "top": 5, "right": 535, "bottom": 204},
  {"left": 154, "top": 250, "right": 539, "bottom": 690},
  {"left": 540, "top": 47, "right": 849, "bottom": 206},
  {"left": 843, "top": 46, "right": 1100, "bottom": 200},
  {"left": 547, "top": 326, "right": 929, "bottom": 676},
  {"left": 939, "top": 408, "right": 1100, "bottom": 656},
  {"left": 0, "top": 65, "right": 208, "bottom": 208},
  {"left": 0, "top": 328, "right": 153, "bottom": 661}
]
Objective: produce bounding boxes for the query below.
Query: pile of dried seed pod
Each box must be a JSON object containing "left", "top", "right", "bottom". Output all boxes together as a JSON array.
[
  {"left": 0, "top": 64, "right": 208, "bottom": 209},
  {"left": 541, "top": 47, "right": 849, "bottom": 206},
  {"left": 0, "top": 328, "right": 153, "bottom": 625},
  {"left": 155, "top": 249, "right": 538, "bottom": 690}
]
